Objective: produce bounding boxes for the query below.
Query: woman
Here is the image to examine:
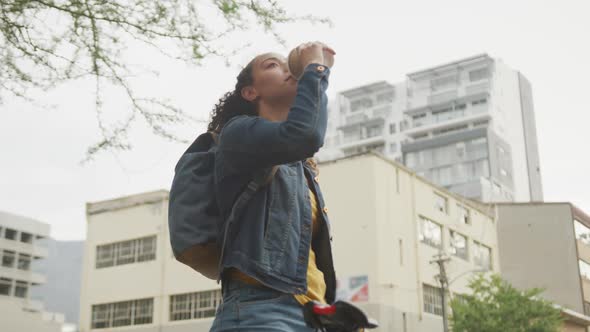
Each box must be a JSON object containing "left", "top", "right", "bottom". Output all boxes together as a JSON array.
[{"left": 209, "top": 42, "right": 336, "bottom": 331}]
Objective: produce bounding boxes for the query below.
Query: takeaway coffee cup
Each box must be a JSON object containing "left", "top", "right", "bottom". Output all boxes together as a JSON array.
[{"left": 287, "top": 42, "right": 335, "bottom": 80}]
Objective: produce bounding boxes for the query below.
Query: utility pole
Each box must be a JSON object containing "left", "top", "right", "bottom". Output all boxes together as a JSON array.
[{"left": 431, "top": 253, "right": 450, "bottom": 332}]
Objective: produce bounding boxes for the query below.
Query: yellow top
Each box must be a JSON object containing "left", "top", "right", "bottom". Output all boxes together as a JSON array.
[{"left": 228, "top": 186, "right": 327, "bottom": 305}]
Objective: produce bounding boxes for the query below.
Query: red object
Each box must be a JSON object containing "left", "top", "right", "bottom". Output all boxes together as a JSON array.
[{"left": 313, "top": 303, "right": 336, "bottom": 316}]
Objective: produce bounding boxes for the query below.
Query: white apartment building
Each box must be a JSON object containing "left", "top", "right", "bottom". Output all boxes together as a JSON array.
[
  {"left": 320, "top": 54, "right": 543, "bottom": 203},
  {"left": 319, "top": 152, "right": 499, "bottom": 331},
  {"left": 0, "top": 211, "right": 64, "bottom": 332},
  {"left": 78, "top": 152, "right": 499, "bottom": 332}
]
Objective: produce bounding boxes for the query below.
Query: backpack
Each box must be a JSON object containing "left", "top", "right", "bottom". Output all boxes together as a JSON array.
[{"left": 168, "top": 131, "right": 277, "bottom": 280}]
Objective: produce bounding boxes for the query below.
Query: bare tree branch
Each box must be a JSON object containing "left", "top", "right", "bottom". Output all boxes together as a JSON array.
[{"left": 0, "top": 0, "right": 331, "bottom": 161}]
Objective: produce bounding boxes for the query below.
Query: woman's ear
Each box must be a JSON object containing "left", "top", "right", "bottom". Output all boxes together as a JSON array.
[{"left": 241, "top": 86, "right": 259, "bottom": 102}]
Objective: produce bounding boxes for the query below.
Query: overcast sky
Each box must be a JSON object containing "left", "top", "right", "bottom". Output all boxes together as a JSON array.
[{"left": 1, "top": 0, "right": 588, "bottom": 240}]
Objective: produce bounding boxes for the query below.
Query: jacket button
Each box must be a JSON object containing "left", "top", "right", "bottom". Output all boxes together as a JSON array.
[
  {"left": 316, "top": 65, "right": 325, "bottom": 72},
  {"left": 314, "top": 176, "right": 319, "bottom": 183},
  {"left": 323, "top": 207, "right": 328, "bottom": 214}
]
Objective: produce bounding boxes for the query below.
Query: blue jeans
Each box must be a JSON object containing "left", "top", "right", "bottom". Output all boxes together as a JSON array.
[{"left": 210, "top": 279, "right": 315, "bottom": 331}]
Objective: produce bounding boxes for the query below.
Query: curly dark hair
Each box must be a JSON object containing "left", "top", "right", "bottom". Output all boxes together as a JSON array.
[
  {"left": 207, "top": 55, "right": 319, "bottom": 175},
  {"left": 207, "top": 58, "right": 258, "bottom": 134}
]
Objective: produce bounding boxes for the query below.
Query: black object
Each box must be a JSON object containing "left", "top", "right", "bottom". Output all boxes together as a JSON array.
[{"left": 303, "top": 300, "right": 379, "bottom": 332}]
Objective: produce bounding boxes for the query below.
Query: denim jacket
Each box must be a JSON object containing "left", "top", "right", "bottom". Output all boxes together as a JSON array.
[{"left": 214, "top": 63, "right": 336, "bottom": 303}]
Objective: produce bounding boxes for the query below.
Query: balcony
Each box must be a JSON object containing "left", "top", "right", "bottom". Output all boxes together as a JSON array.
[
  {"left": 338, "top": 133, "right": 386, "bottom": 151},
  {"left": 0, "top": 266, "right": 47, "bottom": 284},
  {"left": 0, "top": 238, "right": 49, "bottom": 259},
  {"left": 428, "top": 89, "right": 458, "bottom": 104},
  {"left": 339, "top": 104, "right": 392, "bottom": 129},
  {"left": 404, "top": 112, "right": 491, "bottom": 138},
  {"left": 465, "top": 81, "right": 490, "bottom": 95}
]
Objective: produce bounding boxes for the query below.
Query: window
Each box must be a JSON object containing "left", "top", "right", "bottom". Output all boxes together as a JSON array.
[
  {"left": 170, "top": 289, "right": 222, "bottom": 321},
  {"left": 14, "top": 280, "right": 28, "bottom": 298},
  {"left": 376, "top": 91, "right": 394, "bottom": 103},
  {"left": 92, "top": 304, "right": 111, "bottom": 329},
  {"left": 431, "top": 75, "right": 455, "bottom": 90},
  {"left": 137, "top": 236, "right": 157, "bottom": 262},
  {"left": 2, "top": 250, "right": 16, "bottom": 268},
  {"left": 473, "top": 242, "right": 492, "bottom": 270},
  {"left": 92, "top": 298, "right": 153, "bottom": 329},
  {"left": 472, "top": 98, "right": 488, "bottom": 106},
  {"left": 457, "top": 204, "right": 471, "bottom": 224},
  {"left": 366, "top": 124, "right": 383, "bottom": 138},
  {"left": 575, "top": 220, "right": 590, "bottom": 244},
  {"left": 580, "top": 260, "right": 590, "bottom": 280},
  {"left": 96, "top": 244, "right": 115, "bottom": 268},
  {"left": 400, "top": 120, "right": 408, "bottom": 132},
  {"left": 342, "top": 127, "right": 361, "bottom": 143},
  {"left": 473, "top": 120, "right": 489, "bottom": 127},
  {"left": 350, "top": 98, "right": 373, "bottom": 112},
  {"left": 112, "top": 301, "right": 132, "bottom": 327},
  {"left": 423, "top": 284, "right": 443, "bottom": 316},
  {"left": 134, "top": 299, "right": 153, "bottom": 325},
  {"left": 20, "top": 232, "right": 33, "bottom": 244},
  {"left": 116, "top": 240, "right": 136, "bottom": 265},
  {"left": 434, "top": 193, "right": 448, "bottom": 214},
  {"left": 469, "top": 68, "right": 490, "bottom": 82},
  {"left": 96, "top": 236, "right": 157, "bottom": 269},
  {"left": 419, "top": 217, "right": 442, "bottom": 249},
  {"left": 170, "top": 294, "right": 192, "bottom": 321},
  {"left": 414, "top": 133, "right": 428, "bottom": 140},
  {"left": 412, "top": 113, "right": 428, "bottom": 127},
  {"left": 0, "top": 278, "right": 12, "bottom": 296},
  {"left": 434, "top": 125, "right": 469, "bottom": 137},
  {"left": 5, "top": 228, "right": 17, "bottom": 240},
  {"left": 389, "top": 123, "right": 397, "bottom": 134},
  {"left": 17, "top": 253, "right": 31, "bottom": 270},
  {"left": 450, "top": 231, "right": 468, "bottom": 260},
  {"left": 390, "top": 143, "right": 398, "bottom": 153}
]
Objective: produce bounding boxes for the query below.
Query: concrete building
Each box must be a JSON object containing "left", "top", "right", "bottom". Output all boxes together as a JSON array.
[
  {"left": 495, "top": 203, "right": 590, "bottom": 332},
  {"left": 320, "top": 54, "right": 543, "bottom": 203},
  {"left": 78, "top": 152, "right": 500, "bottom": 332},
  {"left": 320, "top": 152, "right": 499, "bottom": 331},
  {"left": 0, "top": 211, "right": 64, "bottom": 332},
  {"left": 79, "top": 190, "right": 220, "bottom": 332}
]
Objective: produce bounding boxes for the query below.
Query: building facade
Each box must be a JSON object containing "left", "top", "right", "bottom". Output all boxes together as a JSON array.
[
  {"left": 319, "top": 153, "right": 499, "bottom": 331},
  {"left": 0, "top": 211, "right": 64, "bottom": 332},
  {"left": 495, "top": 203, "right": 590, "bottom": 332},
  {"left": 320, "top": 54, "right": 543, "bottom": 203},
  {"left": 78, "top": 153, "right": 500, "bottom": 332},
  {"left": 79, "top": 190, "right": 220, "bottom": 332}
]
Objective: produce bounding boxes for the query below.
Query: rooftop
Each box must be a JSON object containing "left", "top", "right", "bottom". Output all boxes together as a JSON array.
[
  {"left": 318, "top": 151, "right": 494, "bottom": 217},
  {"left": 0, "top": 211, "right": 50, "bottom": 237},
  {"left": 407, "top": 53, "right": 492, "bottom": 79},
  {"left": 339, "top": 81, "right": 394, "bottom": 99},
  {"left": 86, "top": 189, "right": 169, "bottom": 216}
]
